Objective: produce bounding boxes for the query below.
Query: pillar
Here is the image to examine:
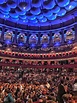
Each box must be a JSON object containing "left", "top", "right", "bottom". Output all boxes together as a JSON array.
[
  {"left": 13, "top": 30, "right": 18, "bottom": 44},
  {"left": 74, "top": 24, "right": 77, "bottom": 42},
  {"left": 49, "top": 31, "right": 53, "bottom": 47},
  {"left": 26, "top": 32, "right": 30, "bottom": 46},
  {"left": 1, "top": 26, "right": 5, "bottom": 41},
  {"left": 61, "top": 29, "right": 65, "bottom": 45},
  {"left": 37, "top": 32, "right": 41, "bottom": 46}
]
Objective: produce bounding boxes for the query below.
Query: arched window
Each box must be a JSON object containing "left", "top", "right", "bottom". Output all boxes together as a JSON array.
[
  {"left": 52, "top": 32, "right": 61, "bottom": 43},
  {"left": 29, "top": 34, "right": 38, "bottom": 44},
  {"left": 64, "top": 28, "right": 75, "bottom": 41},
  {"left": 17, "top": 32, "right": 27, "bottom": 43},
  {"left": 4, "top": 30, "right": 14, "bottom": 41},
  {"left": 41, "top": 34, "right": 49, "bottom": 44}
]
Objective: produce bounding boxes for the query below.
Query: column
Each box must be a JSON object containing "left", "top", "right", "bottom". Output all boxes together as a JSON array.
[
  {"left": 37, "top": 32, "right": 41, "bottom": 46},
  {"left": 13, "top": 30, "right": 18, "bottom": 44},
  {"left": 61, "top": 29, "right": 65, "bottom": 45},
  {"left": 74, "top": 24, "right": 77, "bottom": 42},
  {"left": 26, "top": 32, "right": 30, "bottom": 46},
  {"left": 1, "top": 26, "right": 5, "bottom": 41},
  {"left": 49, "top": 31, "right": 52, "bottom": 47}
]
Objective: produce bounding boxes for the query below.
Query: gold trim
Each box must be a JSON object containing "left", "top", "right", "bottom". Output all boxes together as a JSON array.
[{"left": 0, "top": 56, "right": 77, "bottom": 62}]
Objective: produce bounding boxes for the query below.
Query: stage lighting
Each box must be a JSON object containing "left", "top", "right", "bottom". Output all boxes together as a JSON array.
[
  {"left": 18, "top": 42, "right": 24, "bottom": 46},
  {"left": 42, "top": 44, "right": 48, "bottom": 48},
  {"left": 67, "top": 40, "right": 72, "bottom": 44},
  {"left": 5, "top": 40, "right": 11, "bottom": 45},
  {"left": 30, "top": 44, "right": 36, "bottom": 48},
  {"left": 54, "top": 42, "right": 60, "bottom": 46}
]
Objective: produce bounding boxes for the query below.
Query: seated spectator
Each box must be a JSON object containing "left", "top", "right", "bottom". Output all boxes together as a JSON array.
[{"left": 3, "top": 89, "right": 14, "bottom": 103}]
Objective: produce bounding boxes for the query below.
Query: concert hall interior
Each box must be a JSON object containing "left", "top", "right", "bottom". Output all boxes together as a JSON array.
[{"left": 0, "top": 0, "right": 77, "bottom": 103}]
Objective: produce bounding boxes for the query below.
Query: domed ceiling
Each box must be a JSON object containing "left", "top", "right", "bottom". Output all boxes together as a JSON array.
[{"left": 0, "top": 0, "right": 77, "bottom": 27}]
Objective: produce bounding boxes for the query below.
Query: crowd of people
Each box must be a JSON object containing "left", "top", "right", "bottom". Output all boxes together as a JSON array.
[{"left": 0, "top": 67, "right": 76, "bottom": 103}]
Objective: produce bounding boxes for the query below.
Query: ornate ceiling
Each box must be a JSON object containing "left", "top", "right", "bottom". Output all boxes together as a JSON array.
[{"left": 0, "top": 0, "right": 77, "bottom": 27}]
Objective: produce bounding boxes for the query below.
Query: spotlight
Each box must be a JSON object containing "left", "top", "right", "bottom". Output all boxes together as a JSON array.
[
  {"left": 67, "top": 40, "right": 72, "bottom": 44},
  {"left": 18, "top": 42, "right": 24, "bottom": 46},
  {"left": 5, "top": 40, "right": 11, "bottom": 45},
  {"left": 42, "top": 44, "right": 47, "bottom": 48},
  {"left": 54, "top": 42, "right": 60, "bottom": 46},
  {"left": 30, "top": 44, "right": 36, "bottom": 48}
]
